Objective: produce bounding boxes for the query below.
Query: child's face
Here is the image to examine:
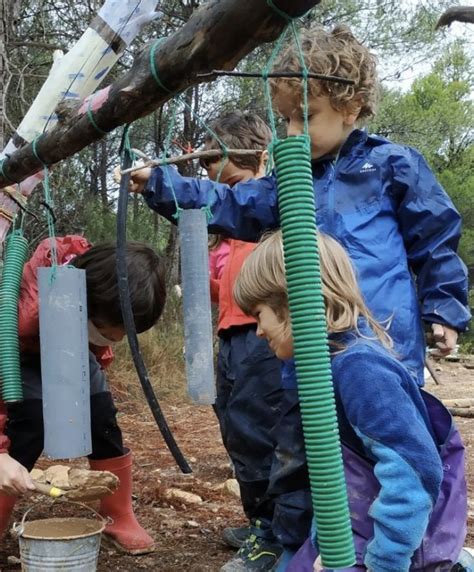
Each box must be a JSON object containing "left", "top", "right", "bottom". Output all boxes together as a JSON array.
[
  {"left": 273, "top": 84, "right": 359, "bottom": 160},
  {"left": 96, "top": 324, "right": 126, "bottom": 343},
  {"left": 204, "top": 159, "right": 254, "bottom": 186},
  {"left": 204, "top": 154, "right": 267, "bottom": 187},
  {"left": 254, "top": 303, "right": 293, "bottom": 360}
]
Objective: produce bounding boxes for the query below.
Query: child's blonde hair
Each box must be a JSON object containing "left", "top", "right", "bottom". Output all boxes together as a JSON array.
[
  {"left": 270, "top": 25, "right": 379, "bottom": 121},
  {"left": 234, "top": 230, "right": 392, "bottom": 350}
]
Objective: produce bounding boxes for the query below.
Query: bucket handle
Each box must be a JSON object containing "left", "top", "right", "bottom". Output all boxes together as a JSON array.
[{"left": 12, "top": 499, "right": 109, "bottom": 537}]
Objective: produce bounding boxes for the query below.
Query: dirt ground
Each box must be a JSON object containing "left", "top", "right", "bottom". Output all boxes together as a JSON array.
[{"left": 0, "top": 359, "right": 472, "bottom": 571}]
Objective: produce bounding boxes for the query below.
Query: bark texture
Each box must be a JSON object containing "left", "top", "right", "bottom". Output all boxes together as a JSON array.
[{"left": 0, "top": 0, "right": 320, "bottom": 188}]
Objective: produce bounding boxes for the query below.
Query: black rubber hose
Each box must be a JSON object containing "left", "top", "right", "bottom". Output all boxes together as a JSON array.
[{"left": 116, "top": 144, "right": 192, "bottom": 474}]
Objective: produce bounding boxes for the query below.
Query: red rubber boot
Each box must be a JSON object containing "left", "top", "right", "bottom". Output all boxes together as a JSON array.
[
  {"left": 89, "top": 450, "right": 155, "bottom": 555},
  {"left": 0, "top": 494, "right": 17, "bottom": 539}
]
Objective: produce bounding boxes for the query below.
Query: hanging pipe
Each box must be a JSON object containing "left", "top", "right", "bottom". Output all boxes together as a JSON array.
[
  {"left": 0, "top": 230, "right": 29, "bottom": 402},
  {"left": 178, "top": 209, "right": 216, "bottom": 405},
  {"left": 273, "top": 135, "right": 355, "bottom": 568},
  {"left": 116, "top": 144, "right": 191, "bottom": 474}
]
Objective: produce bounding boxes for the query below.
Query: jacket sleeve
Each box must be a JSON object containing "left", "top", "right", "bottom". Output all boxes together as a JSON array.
[
  {"left": 143, "top": 166, "right": 280, "bottom": 242},
  {"left": 0, "top": 401, "right": 10, "bottom": 454},
  {"left": 334, "top": 349, "right": 443, "bottom": 572},
  {"left": 392, "top": 148, "right": 470, "bottom": 331}
]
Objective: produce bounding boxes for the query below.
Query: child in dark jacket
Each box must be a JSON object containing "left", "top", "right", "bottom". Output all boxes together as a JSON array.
[
  {"left": 234, "top": 230, "right": 467, "bottom": 572},
  {"left": 204, "top": 111, "right": 285, "bottom": 571},
  {"left": 0, "top": 236, "right": 166, "bottom": 555}
]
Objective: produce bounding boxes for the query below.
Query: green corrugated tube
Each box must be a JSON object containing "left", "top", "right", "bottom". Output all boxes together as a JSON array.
[
  {"left": 274, "top": 135, "right": 355, "bottom": 568},
  {"left": 0, "top": 230, "right": 29, "bottom": 402}
]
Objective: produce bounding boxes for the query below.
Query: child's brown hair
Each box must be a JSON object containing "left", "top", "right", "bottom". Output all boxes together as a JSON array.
[
  {"left": 201, "top": 110, "right": 272, "bottom": 173},
  {"left": 271, "top": 25, "right": 379, "bottom": 121},
  {"left": 72, "top": 242, "right": 166, "bottom": 333},
  {"left": 204, "top": 111, "right": 272, "bottom": 251}
]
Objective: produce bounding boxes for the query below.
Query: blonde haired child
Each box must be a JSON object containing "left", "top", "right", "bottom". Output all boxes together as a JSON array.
[{"left": 234, "top": 231, "right": 467, "bottom": 572}]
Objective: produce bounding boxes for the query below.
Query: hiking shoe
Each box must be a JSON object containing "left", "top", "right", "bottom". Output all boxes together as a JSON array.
[
  {"left": 220, "top": 533, "right": 283, "bottom": 571},
  {"left": 222, "top": 526, "right": 252, "bottom": 548}
]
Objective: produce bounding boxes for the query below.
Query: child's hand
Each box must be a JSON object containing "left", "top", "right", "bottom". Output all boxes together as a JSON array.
[
  {"left": 112, "top": 165, "right": 152, "bottom": 194},
  {"left": 129, "top": 166, "right": 152, "bottom": 194},
  {"left": 313, "top": 556, "right": 324, "bottom": 572},
  {"left": 430, "top": 324, "right": 458, "bottom": 357},
  {"left": 0, "top": 453, "right": 35, "bottom": 496}
]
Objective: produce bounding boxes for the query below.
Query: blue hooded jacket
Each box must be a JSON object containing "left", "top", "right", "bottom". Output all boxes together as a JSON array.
[{"left": 143, "top": 129, "right": 470, "bottom": 385}]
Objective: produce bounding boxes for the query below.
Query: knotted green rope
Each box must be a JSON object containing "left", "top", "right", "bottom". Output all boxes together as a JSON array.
[
  {"left": 32, "top": 136, "right": 58, "bottom": 269},
  {"left": 87, "top": 95, "right": 108, "bottom": 135},
  {"left": 261, "top": 18, "right": 356, "bottom": 568}
]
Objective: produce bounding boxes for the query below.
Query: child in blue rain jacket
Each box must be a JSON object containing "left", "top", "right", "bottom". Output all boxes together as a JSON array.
[{"left": 233, "top": 230, "right": 467, "bottom": 572}]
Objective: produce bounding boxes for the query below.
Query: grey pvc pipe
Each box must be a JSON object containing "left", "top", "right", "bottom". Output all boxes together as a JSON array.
[
  {"left": 178, "top": 209, "right": 216, "bottom": 405},
  {"left": 38, "top": 266, "right": 92, "bottom": 459}
]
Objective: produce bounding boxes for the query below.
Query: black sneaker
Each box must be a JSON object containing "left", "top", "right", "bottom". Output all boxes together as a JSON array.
[
  {"left": 222, "top": 526, "right": 252, "bottom": 549},
  {"left": 220, "top": 529, "right": 283, "bottom": 571}
]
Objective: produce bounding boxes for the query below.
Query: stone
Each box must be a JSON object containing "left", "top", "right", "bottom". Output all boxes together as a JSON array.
[
  {"left": 164, "top": 488, "right": 203, "bottom": 504},
  {"left": 221, "top": 479, "right": 240, "bottom": 498}
]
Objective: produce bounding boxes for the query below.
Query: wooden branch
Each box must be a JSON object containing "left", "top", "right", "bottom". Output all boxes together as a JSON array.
[
  {"left": 121, "top": 148, "right": 267, "bottom": 174},
  {"left": 425, "top": 358, "right": 441, "bottom": 385},
  {"left": 443, "top": 398, "right": 474, "bottom": 408},
  {"left": 0, "top": 0, "right": 320, "bottom": 190},
  {"left": 7, "top": 41, "right": 65, "bottom": 51},
  {"left": 436, "top": 6, "right": 474, "bottom": 28},
  {"left": 448, "top": 407, "right": 474, "bottom": 418}
]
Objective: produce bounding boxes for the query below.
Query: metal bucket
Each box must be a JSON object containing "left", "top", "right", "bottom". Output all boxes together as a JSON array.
[{"left": 13, "top": 502, "right": 106, "bottom": 571}]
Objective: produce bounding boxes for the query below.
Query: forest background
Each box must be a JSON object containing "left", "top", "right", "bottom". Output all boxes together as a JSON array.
[{"left": 0, "top": 0, "right": 473, "bottom": 365}]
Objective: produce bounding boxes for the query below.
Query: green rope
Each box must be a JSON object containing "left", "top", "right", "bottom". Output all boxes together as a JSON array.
[
  {"left": 0, "top": 159, "right": 15, "bottom": 184},
  {"left": 178, "top": 93, "right": 230, "bottom": 194},
  {"left": 32, "top": 137, "right": 58, "bottom": 269},
  {"left": 290, "top": 20, "right": 310, "bottom": 140},
  {"left": 260, "top": 17, "right": 355, "bottom": 567},
  {"left": 150, "top": 39, "right": 172, "bottom": 94},
  {"left": 262, "top": 25, "right": 291, "bottom": 139},
  {"left": 159, "top": 103, "right": 183, "bottom": 220},
  {"left": 87, "top": 95, "right": 108, "bottom": 135}
]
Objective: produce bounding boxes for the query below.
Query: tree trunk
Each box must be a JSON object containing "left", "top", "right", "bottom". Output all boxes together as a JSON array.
[
  {"left": 0, "top": 0, "right": 320, "bottom": 189},
  {"left": 0, "top": 0, "right": 20, "bottom": 150},
  {"left": 436, "top": 6, "right": 474, "bottom": 28}
]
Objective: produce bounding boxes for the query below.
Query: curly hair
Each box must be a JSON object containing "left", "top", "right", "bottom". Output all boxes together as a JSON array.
[{"left": 270, "top": 25, "right": 379, "bottom": 121}]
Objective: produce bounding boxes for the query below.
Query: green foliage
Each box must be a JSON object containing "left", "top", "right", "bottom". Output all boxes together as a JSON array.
[{"left": 371, "top": 42, "right": 474, "bottom": 273}]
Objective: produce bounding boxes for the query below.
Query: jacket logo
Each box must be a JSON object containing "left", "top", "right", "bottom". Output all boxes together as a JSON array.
[{"left": 360, "top": 161, "right": 376, "bottom": 173}]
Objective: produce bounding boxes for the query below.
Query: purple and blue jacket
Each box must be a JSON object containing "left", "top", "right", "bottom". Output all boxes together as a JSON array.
[{"left": 286, "top": 325, "right": 466, "bottom": 572}]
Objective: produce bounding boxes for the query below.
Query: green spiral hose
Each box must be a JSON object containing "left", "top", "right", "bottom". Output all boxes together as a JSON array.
[
  {"left": 274, "top": 135, "right": 355, "bottom": 568},
  {"left": 0, "top": 230, "right": 29, "bottom": 402}
]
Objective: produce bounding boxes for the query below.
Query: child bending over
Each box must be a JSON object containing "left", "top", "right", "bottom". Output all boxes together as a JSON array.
[
  {"left": 0, "top": 236, "right": 166, "bottom": 555},
  {"left": 233, "top": 230, "right": 467, "bottom": 572}
]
